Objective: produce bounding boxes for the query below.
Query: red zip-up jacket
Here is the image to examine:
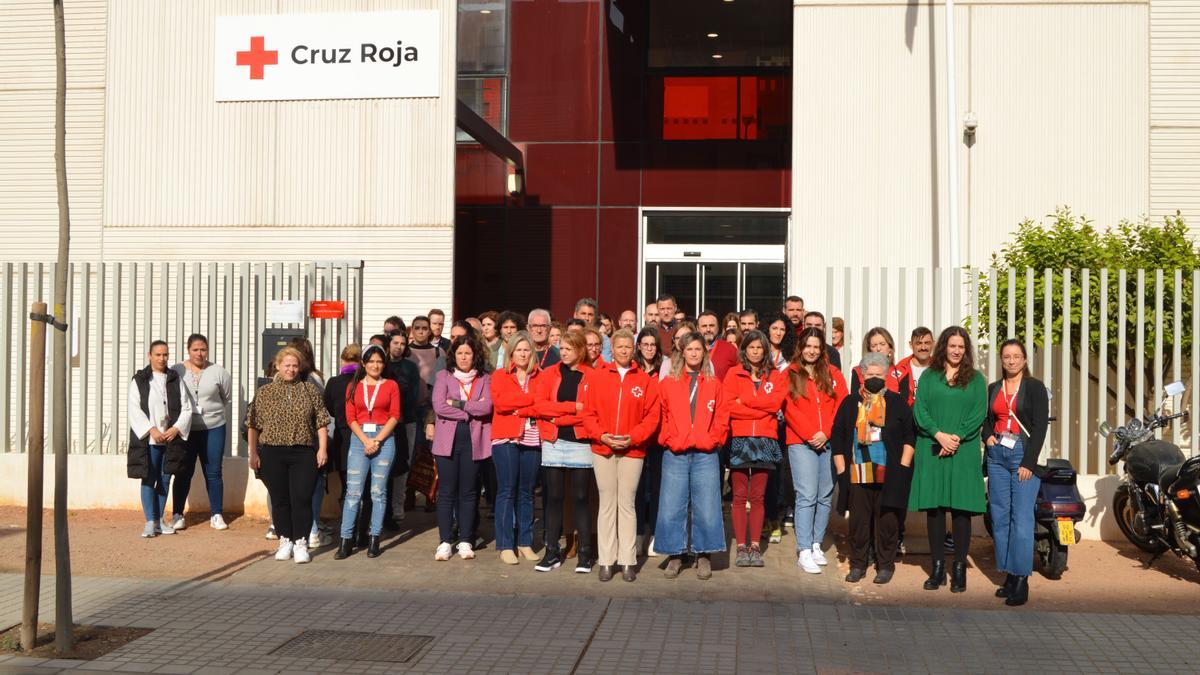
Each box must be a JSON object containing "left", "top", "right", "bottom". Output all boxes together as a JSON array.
[
  {"left": 722, "top": 365, "right": 787, "bottom": 438},
  {"left": 893, "top": 355, "right": 926, "bottom": 406},
  {"left": 490, "top": 364, "right": 540, "bottom": 443},
  {"left": 579, "top": 361, "right": 661, "bottom": 458},
  {"left": 783, "top": 363, "right": 848, "bottom": 446},
  {"left": 849, "top": 364, "right": 911, "bottom": 402},
  {"left": 658, "top": 370, "right": 729, "bottom": 453},
  {"left": 533, "top": 362, "right": 594, "bottom": 443}
]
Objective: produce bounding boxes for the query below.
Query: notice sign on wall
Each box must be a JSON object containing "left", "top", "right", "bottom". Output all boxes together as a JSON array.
[{"left": 215, "top": 11, "right": 441, "bottom": 102}]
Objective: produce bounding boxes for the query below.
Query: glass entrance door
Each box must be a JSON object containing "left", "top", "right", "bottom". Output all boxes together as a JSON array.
[
  {"left": 641, "top": 211, "right": 788, "bottom": 320},
  {"left": 644, "top": 261, "right": 785, "bottom": 318}
]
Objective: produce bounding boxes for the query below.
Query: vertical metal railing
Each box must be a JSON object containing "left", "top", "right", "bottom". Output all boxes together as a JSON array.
[
  {"left": 0, "top": 261, "right": 363, "bottom": 456},
  {"left": 820, "top": 266, "right": 1198, "bottom": 474}
]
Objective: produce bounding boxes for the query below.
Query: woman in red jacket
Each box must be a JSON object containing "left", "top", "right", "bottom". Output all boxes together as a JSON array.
[
  {"left": 723, "top": 330, "right": 786, "bottom": 568},
  {"left": 848, "top": 327, "right": 911, "bottom": 401},
  {"left": 580, "top": 329, "right": 660, "bottom": 583},
  {"left": 785, "top": 327, "right": 848, "bottom": 574},
  {"left": 489, "top": 331, "right": 542, "bottom": 565},
  {"left": 656, "top": 332, "right": 729, "bottom": 580},
  {"left": 532, "top": 330, "right": 595, "bottom": 573}
]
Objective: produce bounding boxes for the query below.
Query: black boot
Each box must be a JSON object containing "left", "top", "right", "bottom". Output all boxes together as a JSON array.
[
  {"left": 995, "top": 573, "right": 1016, "bottom": 598},
  {"left": 923, "top": 560, "right": 946, "bottom": 590},
  {"left": 1005, "top": 576, "right": 1029, "bottom": 606},
  {"left": 950, "top": 561, "right": 967, "bottom": 593},
  {"left": 366, "top": 535, "right": 381, "bottom": 558},
  {"left": 334, "top": 538, "right": 354, "bottom": 560}
]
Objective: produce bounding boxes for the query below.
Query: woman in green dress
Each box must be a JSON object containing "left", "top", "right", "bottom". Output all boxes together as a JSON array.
[{"left": 909, "top": 326, "right": 987, "bottom": 593}]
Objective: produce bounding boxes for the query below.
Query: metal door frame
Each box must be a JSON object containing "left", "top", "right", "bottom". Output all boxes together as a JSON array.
[{"left": 638, "top": 207, "right": 791, "bottom": 317}]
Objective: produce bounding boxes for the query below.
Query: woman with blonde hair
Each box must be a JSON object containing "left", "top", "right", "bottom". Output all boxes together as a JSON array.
[
  {"left": 655, "top": 332, "right": 728, "bottom": 580},
  {"left": 490, "top": 331, "right": 544, "bottom": 564},
  {"left": 246, "top": 347, "right": 331, "bottom": 564},
  {"left": 849, "top": 327, "right": 911, "bottom": 400}
]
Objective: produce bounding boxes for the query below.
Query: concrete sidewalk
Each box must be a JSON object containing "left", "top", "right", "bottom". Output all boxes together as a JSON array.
[{"left": 1, "top": 571, "right": 1198, "bottom": 674}]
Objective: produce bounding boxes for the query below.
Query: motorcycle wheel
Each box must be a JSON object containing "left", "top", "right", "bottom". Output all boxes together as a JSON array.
[
  {"left": 1041, "top": 537, "right": 1068, "bottom": 580},
  {"left": 1113, "top": 486, "right": 1168, "bottom": 554}
]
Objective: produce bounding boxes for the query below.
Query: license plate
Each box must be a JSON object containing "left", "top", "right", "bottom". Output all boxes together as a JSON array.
[{"left": 1056, "top": 518, "right": 1076, "bottom": 545}]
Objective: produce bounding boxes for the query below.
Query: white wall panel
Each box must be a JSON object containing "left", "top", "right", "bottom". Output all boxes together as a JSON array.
[
  {"left": 968, "top": 4, "right": 1149, "bottom": 260},
  {"left": 1150, "top": 0, "right": 1200, "bottom": 226},
  {"left": 104, "top": 0, "right": 455, "bottom": 229}
]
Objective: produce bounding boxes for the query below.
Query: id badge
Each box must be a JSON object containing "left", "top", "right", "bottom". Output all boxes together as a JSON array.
[
  {"left": 999, "top": 433, "right": 1018, "bottom": 449},
  {"left": 869, "top": 427, "right": 882, "bottom": 443},
  {"left": 525, "top": 418, "right": 534, "bottom": 430},
  {"left": 363, "top": 423, "right": 379, "bottom": 434}
]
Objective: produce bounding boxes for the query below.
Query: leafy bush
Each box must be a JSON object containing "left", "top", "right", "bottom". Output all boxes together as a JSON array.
[{"left": 973, "top": 208, "right": 1200, "bottom": 410}]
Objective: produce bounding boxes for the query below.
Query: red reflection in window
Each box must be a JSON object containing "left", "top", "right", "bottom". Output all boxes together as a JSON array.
[{"left": 658, "top": 75, "right": 790, "bottom": 141}]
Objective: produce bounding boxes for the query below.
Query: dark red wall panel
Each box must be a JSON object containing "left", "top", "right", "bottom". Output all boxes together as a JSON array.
[
  {"left": 508, "top": 0, "right": 601, "bottom": 142},
  {"left": 596, "top": 208, "right": 639, "bottom": 313},
  {"left": 524, "top": 143, "right": 599, "bottom": 206}
]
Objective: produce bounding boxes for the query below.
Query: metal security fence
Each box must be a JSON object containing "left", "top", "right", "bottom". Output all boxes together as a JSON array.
[
  {"left": 0, "top": 261, "right": 364, "bottom": 456},
  {"left": 823, "top": 267, "right": 1198, "bottom": 476}
]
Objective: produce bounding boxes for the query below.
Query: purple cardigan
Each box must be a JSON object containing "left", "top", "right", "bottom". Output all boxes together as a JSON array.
[{"left": 431, "top": 370, "right": 494, "bottom": 461}]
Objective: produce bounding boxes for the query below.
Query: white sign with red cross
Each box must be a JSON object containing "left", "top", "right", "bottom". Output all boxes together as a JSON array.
[{"left": 214, "top": 11, "right": 441, "bottom": 102}]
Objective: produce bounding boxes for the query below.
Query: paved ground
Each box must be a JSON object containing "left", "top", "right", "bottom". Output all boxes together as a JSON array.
[
  {"left": 2, "top": 504, "right": 1199, "bottom": 672},
  {"left": 1, "top": 571, "right": 1198, "bottom": 674}
]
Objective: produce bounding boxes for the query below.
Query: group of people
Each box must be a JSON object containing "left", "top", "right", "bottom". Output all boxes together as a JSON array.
[{"left": 126, "top": 294, "right": 1050, "bottom": 605}]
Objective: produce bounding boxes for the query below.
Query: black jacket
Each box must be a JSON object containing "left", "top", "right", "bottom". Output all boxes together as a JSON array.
[
  {"left": 385, "top": 358, "right": 422, "bottom": 424},
  {"left": 127, "top": 366, "right": 188, "bottom": 479},
  {"left": 983, "top": 376, "right": 1049, "bottom": 472},
  {"left": 830, "top": 390, "right": 915, "bottom": 513},
  {"left": 324, "top": 372, "right": 354, "bottom": 473}
]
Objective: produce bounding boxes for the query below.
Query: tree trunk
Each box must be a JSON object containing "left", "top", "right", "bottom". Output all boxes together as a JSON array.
[{"left": 52, "top": 0, "right": 73, "bottom": 653}]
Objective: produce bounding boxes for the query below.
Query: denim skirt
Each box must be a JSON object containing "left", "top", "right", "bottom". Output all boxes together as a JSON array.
[{"left": 541, "top": 439, "right": 593, "bottom": 469}]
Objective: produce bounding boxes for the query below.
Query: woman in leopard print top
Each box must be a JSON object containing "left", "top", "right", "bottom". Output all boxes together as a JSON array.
[{"left": 247, "top": 347, "right": 330, "bottom": 564}]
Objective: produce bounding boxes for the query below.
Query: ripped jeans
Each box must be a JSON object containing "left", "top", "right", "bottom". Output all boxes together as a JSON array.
[{"left": 338, "top": 430, "right": 396, "bottom": 539}]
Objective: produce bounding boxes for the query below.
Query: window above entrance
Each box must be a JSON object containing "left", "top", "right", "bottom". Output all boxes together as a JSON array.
[
  {"left": 646, "top": 212, "right": 787, "bottom": 245},
  {"left": 647, "top": 0, "right": 791, "bottom": 69}
]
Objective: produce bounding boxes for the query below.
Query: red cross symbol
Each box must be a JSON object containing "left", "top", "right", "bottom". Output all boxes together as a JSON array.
[{"left": 236, "top": 36, "right": 278, "bottom": 80}]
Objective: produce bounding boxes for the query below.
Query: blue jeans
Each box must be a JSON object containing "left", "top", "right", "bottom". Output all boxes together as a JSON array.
[
  {"left": 140, "top": 445, "right": 171, "bottom": 522},
  {"left": 987, "top": 439, "right": 1041, "bottom": 576},
  {"left": 789, "top": 443, "right": 833, "bottom": 551},
  {"left": 492, "top": 442, "right": 541, "bottom": 550},
  {"left": 654, "top": 449, "right": 725, "bottom": 555},
  {"left": 339, "top": 431, "right": 396, "bottom": 538},
  {"left": 173, "top": 424, "right": 226, "bottom": 516}
]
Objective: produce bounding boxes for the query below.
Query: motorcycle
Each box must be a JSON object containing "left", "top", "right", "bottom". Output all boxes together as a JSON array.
[
  {"left": 984, "top": 415, "right": 1086, "bottom": 580},
  {"left": 1103, "top": 381, "right": 1199, "bottom": 571}
]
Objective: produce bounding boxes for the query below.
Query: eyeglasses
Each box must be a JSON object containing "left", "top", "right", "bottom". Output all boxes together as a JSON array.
[{"left": 529, "top": 323, "right": 550, "bottom": 329}]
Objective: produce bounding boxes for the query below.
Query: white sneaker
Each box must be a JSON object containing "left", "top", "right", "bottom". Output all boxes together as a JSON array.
[
  {"left": 308, "top": 530, "right": 332, "bottom": 549},
  {"left": 265, "top": 525, "right": 278, "bottom": 540},
  {"left": 797, "top": 549, "right": 821, "bottom": 574},
  {"left": 811, "top": 543, "right": 828, "bottom": 566},
  {"left": 292, "top": 539, "right": 311, "bottom": 564},
  {"left": 647, "top": 537, "right": 659, "bottom": 557},
  {"left": 435, "top": 542, "right": 453, "bottom": 561},
  {"left": 274, "top": 538, "right": 294, "bottom": 560},
  {"left": 170, "top": 514, "right": 186, "bottom": 531},
  {"left": 141, "top": 521, "right": 157, "bottom": 538},
  {"left": 457, "top": 542, "right": 476, "bottom": 560},
  {"left": 210, "top": 514, "right": 228, "bottom": 531},
  {"left": 157, "top": 519, "right": 175, "bottom": 535}
]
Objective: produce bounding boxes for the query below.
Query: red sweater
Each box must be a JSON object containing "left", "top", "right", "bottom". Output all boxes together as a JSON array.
[
  {"left": 782, "top": 364, "right": 848, "bottom": 446},
  {"left": 344, "top": 378, "right": 401, "bottom": 426},
  {"left": 658, "top": 371, "right": 729, "bottom": 453},
  {"left": 490, "top": 365, "right": 540, "bottom": 442},
  {"left": 707, "top": 338, "right": 739, "bottom": 381},
  {"left": 723, "top": 365, "right": 786, "bottom": 438},
  {"left": 533, "top": 362, "right": 594, "bottom": 443},
  {"left": 579, "top": 362, "right": 661, "bottom": 458}
]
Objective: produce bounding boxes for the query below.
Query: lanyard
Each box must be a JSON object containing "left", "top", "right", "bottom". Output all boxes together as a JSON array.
[
  {"left": 538, "top": 349, "right": 552, "bottom": 369},
  {"left": 688, "top": 376, "right": 700, "bottom": 405},
  {"left": 458, "top": 379, "right": 475, "bottom": 400},
  {"left": 1003, "top": 382, "right": 1019, "bottom": 433},
  {"left": 361, "top": 379, "right": 382, "bottom": 414}
]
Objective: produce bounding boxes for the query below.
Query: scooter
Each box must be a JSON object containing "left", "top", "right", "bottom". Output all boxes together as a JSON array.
[{"left": 985, "top": 416, "right": 1086, "bottom": 580}]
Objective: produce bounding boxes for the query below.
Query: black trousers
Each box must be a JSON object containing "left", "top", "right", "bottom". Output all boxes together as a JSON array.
[
  {"left": 543, "top": 466, "right": 593, "bottom": 554},
  {"left": 259, "top": 445, "right": 319, "bottom": 541},
  {"left": 848, "top": 484, "right": 901, "bottom": 571},
  {"left": 927, "top": 507, "right": 973, "bottom": 565},
  {"left": 435, "top": 445, "right": 480, "bottom": 544}
]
